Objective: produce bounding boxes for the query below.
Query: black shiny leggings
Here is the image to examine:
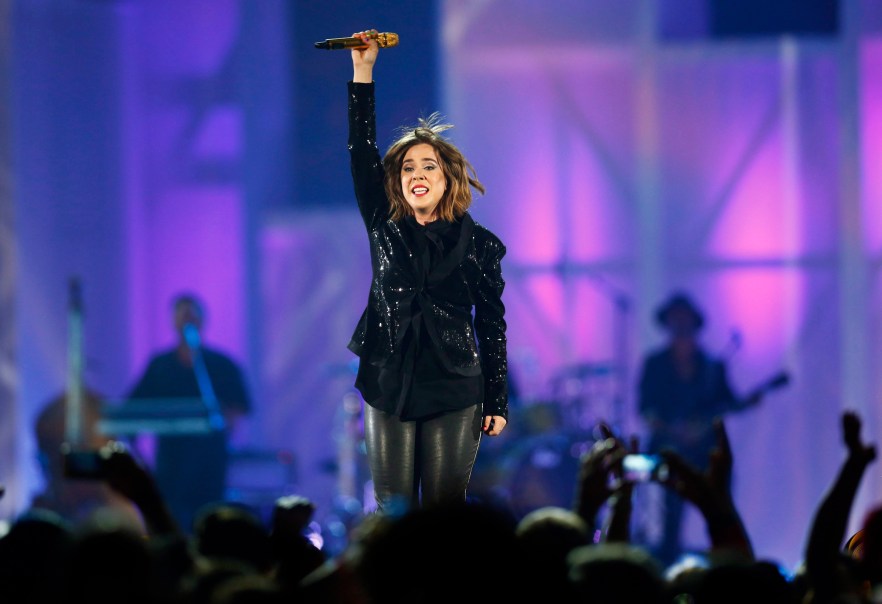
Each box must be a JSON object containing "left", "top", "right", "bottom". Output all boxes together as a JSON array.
[{"left": 363, "top": 404, "right": 482, "bottom": 511}]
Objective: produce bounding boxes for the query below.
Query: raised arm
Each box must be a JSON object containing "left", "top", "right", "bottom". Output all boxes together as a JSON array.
[
  {"left": 804, "top": 411, "right": 877, "bottom": 602},
  {"left": 349, "top": 30, "right": 388, "bottom": 231},
  {"left": 573, "top": 435, "right": 627, "bottom": 529},
  {"left": 572, "top": 423, "right": 636, "bottom": 542},
  {"left": 660, "top": 419, "right": 754, "bottom": 560},
  {"left": 101, "top": 441, "right": 182, "bottom": 538}
]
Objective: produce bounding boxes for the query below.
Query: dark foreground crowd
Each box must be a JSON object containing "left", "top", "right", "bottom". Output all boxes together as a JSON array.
[{"left": 1, "top": 411, "right": 881, "bottom": 604}]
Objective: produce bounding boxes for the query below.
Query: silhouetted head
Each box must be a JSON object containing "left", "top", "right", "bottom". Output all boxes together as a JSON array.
[
  {"left": 691, "top": 561, "right": 796, "bottom": 604},
  {"left": 516, "top": 507, "right": 590, "bottom": 601},
  {"left": 194, "top": 503, "right": 272, "bottom": 574},
  {"left": 173, "top": 293, "right": 206, "bottom": 343},
  {"left": 568, "top": 543, "right": 665, "bottom": 604},
  {"left": 857, "top": 506, "right": 882, "bottom": 586},
  {"left": 211, "top": 574, "right": 285, "bottom": 604},
  {"left": 0, "top": 509, "right": 73, "bottom": 601},
  {"left": 655, "top": 292, "right": 705, "bottom": 339},
  {"left": 65, "top": 523, "right": 156, "bottom": 604},
  {"left": 179, "top": 558, "right": 254, "bottom": 604},
  {"left": 357, "top": 501, "right": 522, "bottom": 604},
  {"left": 520, "top": 506, "right": 588, "bottom": 549}
]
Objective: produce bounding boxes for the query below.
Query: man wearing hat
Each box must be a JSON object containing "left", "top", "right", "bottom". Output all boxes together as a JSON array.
[{"left": 637, "top": 291, "right": 758, "bottom": 565}]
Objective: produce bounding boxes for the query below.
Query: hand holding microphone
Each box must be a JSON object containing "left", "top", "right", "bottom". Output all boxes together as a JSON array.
[
  {"left": 314, "top": 29, "right": 399, "bottom": 50},
  {"left": 312, "top": 28, "right": 398, "bottom": 81},
  {"left": 345, "top": 30, "right": 383, "bottom": 83}
]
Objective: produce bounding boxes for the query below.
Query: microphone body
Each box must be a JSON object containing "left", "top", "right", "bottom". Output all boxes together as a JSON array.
[
  {"left": 314, "top": 31, "right": 399, "bottom": 50},
  {"left": 183, "top": 323, "right": 202, "bottom": 351}
]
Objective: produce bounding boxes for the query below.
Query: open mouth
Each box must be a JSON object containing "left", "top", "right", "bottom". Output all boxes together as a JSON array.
[{"left": 411, "top": 186, "right": 429, "bottom": 196}]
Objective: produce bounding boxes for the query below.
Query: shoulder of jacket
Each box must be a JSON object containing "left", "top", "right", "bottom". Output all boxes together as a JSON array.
[
  {"left": 645, "top": 348, "right": 670, "bottom": 364},
  {"left": 203, "top": 347, "right": 241, "bottom": 367},
  {"left": 470, "top": 219, "right": 506, "bottom": 253},
  {"left": 152, "top": 349, "right": 178, "bottom": 364}
]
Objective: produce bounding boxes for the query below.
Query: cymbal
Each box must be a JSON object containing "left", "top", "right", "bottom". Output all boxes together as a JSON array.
[{"left": 552, "top": 362, "right": 620, "bottom": 380}]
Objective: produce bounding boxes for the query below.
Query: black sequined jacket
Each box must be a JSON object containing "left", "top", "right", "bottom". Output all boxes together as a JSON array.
[{"left": 346, "top": 82, "right": 508, "bottom": 418}]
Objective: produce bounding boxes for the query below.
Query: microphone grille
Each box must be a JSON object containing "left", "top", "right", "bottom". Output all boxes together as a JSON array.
[{"left": 377, "top": 32, "right": 399, "bottom": 48}]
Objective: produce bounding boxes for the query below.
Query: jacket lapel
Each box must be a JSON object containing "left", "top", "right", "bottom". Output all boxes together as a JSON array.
[{"left": 427, "top": 213, "right": 473, "bottom": 287}]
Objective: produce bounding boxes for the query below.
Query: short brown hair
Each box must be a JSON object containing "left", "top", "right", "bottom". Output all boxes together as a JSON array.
[{"left": 382, "top": 113, "right": 485, "bottom": 222}]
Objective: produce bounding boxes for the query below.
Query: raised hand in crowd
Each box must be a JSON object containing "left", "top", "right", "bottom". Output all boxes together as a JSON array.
[
  {"left": 270, "top": 494, "right": 325, "bottom": 592},
  {"left": 599, "top": 423, "right": 640, "bottom": 543},
  {"left": 99, "top": 440, "right": 181, "bottom": 537},
  {"left": 272, "top": 494, "right": 316, "bottom": 537},
  {"left": 660, "top": 418, "right": 754, "bottom": 561},
  {"left": 573, "top": 422, "right": 633, "bottom": 536},
  {"left": 803, "top": 410, "right": 877, "bottom": 603}
]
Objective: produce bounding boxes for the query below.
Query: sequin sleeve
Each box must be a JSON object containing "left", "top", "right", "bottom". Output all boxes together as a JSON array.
[
  {"left": 474, "top": 237, "right": 508, "bottom": 419},
  {"left": 348, "top": 81, "right": 389, "bottom": 231}
]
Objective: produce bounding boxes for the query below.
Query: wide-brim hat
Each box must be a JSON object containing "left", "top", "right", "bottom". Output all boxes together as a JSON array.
[{"left": 655, "top": 292, "right": 705, "bottom": 330}]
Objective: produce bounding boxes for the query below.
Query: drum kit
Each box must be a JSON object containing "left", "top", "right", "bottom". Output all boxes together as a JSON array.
[{"left": 468, "top": 361, "right": 627, "bottom": 518}]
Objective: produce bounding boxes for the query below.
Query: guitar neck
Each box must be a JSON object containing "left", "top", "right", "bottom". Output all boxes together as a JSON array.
[{"left": 742, "top": 371, "right": 790, "bottom": 407}]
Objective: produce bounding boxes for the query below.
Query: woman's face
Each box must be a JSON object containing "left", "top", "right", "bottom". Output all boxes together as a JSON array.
[{"left": 400, "top": 143, "right": 446, "bottom": 221}]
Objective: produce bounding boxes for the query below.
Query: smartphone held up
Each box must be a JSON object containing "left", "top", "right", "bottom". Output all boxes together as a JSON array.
[
  {"left": 621, "top": 453, "right": 670, "bottom": 484},
  {"left": 60, "top": 440, "right": 127, "bottom": 480}
]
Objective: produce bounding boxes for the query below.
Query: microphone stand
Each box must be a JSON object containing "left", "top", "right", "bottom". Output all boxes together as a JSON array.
[
  {"left": 569, "top": 264, "right": 632, "bottom": 436},
  {"left": 65, "top": 277, "right": 85, "bottom": 447},
  {"left": 183, "top": 324, "right": 225, "bottom": 431},
  {"left": 611, "top": 291, "right": 631, "bottom": 435}
]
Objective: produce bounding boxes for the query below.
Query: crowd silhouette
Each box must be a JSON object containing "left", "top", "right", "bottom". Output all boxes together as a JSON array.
[{"left": 1, "top": 409, "right": 880, "bottom": 603}]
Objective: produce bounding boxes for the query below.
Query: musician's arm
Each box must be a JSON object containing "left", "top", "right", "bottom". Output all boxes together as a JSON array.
[
  {"left": 739, "top": 389, "right": 764, "bottom": 409},
  {"left": 713, "top": 360, "right": 746, "bottom": 414}
]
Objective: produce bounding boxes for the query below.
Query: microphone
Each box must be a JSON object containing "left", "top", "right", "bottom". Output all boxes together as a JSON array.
[
  {"left": 314, "top": 31, "right": 399, "bottom": 50},
  {"left": 183, "top": 323, "right": 202, "bottom": 351}
]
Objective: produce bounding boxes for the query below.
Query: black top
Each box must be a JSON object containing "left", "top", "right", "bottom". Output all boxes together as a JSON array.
[
  {"left": 127, "top": 347, "right": 251, "bottom": 500},
  {"left": 128, "top": 347, "right": 251, "bottom": 415},
  {"left": 355, "top": 216, "right": 484, "bottom": 420},
  {"left": 638, "top": 346, "right": 738, "bottom": 466},
  {"left": 347, "top": 81, "right": 508, "bottom": 419}
]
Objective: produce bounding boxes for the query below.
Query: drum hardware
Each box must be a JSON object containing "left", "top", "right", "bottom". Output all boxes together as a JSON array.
[
  {"left": 485, "top": 432, "right": 594, "bottom": 519},
  {"left": 312, "top": 388, "right": 371, "bottom": 557},
  {"left": 548, "top": 361, "right": 625, "bottom": 434},
  {"left": 470, "top": 361, "right": 627, "bottom": 519}
]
